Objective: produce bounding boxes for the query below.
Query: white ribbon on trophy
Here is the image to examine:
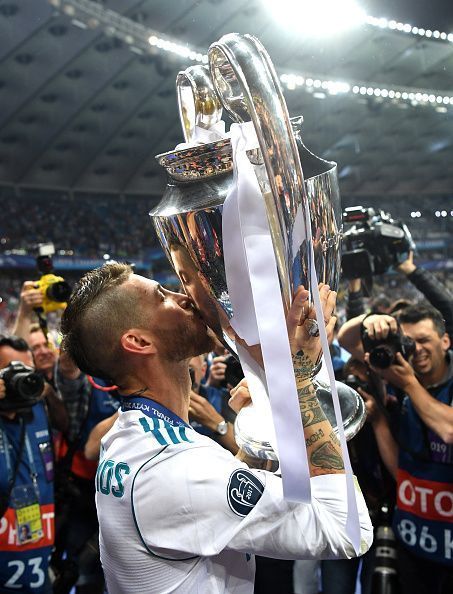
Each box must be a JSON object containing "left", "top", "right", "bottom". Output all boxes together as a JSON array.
[
  {"left": 175, "top": 121, "right": 227, "bottom": 150},
  {"left": 223, "top": 121, "right": 309, "bottom": 502},
  {"left": 223, "top": 121, "right": 361, "bottom": 553}
]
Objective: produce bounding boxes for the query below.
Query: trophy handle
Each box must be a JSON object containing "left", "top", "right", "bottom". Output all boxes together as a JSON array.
[
  {"left": 176, "top": 65, "right": 223, "bottom": 143},
  {"left": 209, "top": 34, "right": 309, "bottom": 312}
]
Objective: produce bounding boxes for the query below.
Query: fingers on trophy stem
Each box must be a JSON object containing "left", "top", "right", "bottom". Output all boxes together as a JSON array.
[
  {"left": 324, "top": 290, "right": 337, "bottom": 322},
  {"left": 287, "top": 286, "right": 309, "bottom": 331},
  {"left": 289, "top": 283, "right": 337, "bottom": 335}
]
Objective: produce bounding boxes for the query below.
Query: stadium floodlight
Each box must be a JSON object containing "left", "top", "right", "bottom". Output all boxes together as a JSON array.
[
  {"left": 51, "top": 1, "right": 453, "bottom": 112},
  {"left": 262, "top": 0, "right": 365, "bottom": 37}
]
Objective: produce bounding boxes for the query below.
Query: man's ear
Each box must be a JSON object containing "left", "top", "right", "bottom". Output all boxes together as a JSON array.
[
  {"left": 441, "top": 332, "right": 451, "bottom": 352},
  {"left": 120, "top": 329, "right": 157, "bottom": 355}
]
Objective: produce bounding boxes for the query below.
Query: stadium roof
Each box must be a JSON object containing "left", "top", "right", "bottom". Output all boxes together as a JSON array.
[{"left": 0, "top": 0, "right": 452, "bottom": 197}]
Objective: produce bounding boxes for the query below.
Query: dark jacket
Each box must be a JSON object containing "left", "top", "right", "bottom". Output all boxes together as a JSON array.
[{"left": 406, "top": 267, "right": 453, "bottom": 341}]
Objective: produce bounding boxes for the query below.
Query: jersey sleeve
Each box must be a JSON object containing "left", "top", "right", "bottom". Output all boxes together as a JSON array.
[{"left": 131, "top": 443, "right": 373, "bottom": 560}]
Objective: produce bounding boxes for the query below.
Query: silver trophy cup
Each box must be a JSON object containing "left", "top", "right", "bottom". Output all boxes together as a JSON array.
[{"left": 150, "top": 34, "right": 365, "bottom": 467}]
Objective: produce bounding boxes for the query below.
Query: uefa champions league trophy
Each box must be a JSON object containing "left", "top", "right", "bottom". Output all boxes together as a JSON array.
[{"left": 150, "top": 33, "right": 365, "bottom": 475}]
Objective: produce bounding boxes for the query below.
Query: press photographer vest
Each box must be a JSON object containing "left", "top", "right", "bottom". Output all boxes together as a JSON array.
[
  {"left": 0, "top": 402, "right": 54, "bottom": 592},
  {"left": 393, "top": 373, "right": 453, "bottom": 566}
]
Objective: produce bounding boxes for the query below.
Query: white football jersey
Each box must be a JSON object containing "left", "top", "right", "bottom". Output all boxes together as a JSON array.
[{"left": 96, "top": 401, "right": 372, "bottom": 594}]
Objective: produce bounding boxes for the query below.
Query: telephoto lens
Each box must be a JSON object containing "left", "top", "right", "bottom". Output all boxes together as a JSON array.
[{"left": 371, "top": 504, "right": 400, "bottom": 594}]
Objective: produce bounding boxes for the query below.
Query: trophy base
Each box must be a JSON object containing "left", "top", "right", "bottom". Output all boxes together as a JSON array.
[{"left": 315, "top": 379, "right": 367, "bottom": 440}]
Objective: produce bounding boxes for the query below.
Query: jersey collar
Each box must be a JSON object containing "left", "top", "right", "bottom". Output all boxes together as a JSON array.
[{"left": 120, "top": 395, "right": 189, "bottom": 428}]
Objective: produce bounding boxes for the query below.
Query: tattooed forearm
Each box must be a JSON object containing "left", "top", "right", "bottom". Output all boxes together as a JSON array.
[
  {"left": 295, "top": 366, "right": 345, "bottom": 474},
  {"left": 311, "top": 442, "right": 344, "bottom": 471},
  {"left": 297, "top": 381, "right": 345, "bottom": 475},
  {"left": 297, "top": 383, "right": 328, "bottom": 428},
  {"left": 292, "top": 350, "right": 315, "bottom": 383},
  {"left": 305, "top": 428, "right": 324, "bottom": 448},
  {"left": 299, "top": 394, "right": 328, "bottom": 428},
  {"left": 329, "top": 430, "right": 340, "bottom": 447},
  {"left": 297, "top": 382, "right": 315, "bottom": 397}
]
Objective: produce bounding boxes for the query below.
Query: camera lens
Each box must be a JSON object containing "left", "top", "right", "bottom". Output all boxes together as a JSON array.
[
  {"left": 369, "top": 345, "right": 395, "bottom": 369},
  {"left": 46, "top": 280, "right": 71, "bottom": 302},
  {"left": 12, "top": 372, "right": 45, "bottom": 399},
  {"left": 401, "top": 335, "right": 416, "bottom": 360}
]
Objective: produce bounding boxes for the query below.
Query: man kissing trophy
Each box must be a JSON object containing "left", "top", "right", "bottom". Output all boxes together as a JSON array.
[{"left": 150, "top": 33, "right": 365, "bottom": 543}]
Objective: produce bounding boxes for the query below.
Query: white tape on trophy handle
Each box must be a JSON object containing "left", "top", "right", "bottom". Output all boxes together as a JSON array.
[{"left": 303, "top": 206, "right": 362, "bottom": 554}]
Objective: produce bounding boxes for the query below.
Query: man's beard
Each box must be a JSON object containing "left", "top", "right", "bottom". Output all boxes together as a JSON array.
[{"left": 157, "top": 321, "right": 217, "bottom": 362}]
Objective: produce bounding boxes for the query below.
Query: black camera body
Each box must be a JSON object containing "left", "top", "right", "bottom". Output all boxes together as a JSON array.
[
  {"left": 222, "top": 355, "right": 244, "bottom": 389},
  {"left": 341, "top": 206, "right": 415, "bottom": 279},
  {"left": 0, "top": 361, "right": 45, "bottom": 411},
  {"left": 362, "top": 328, "right": 416, "bottom": 370},
  {"left": 35, "top": 243, "right": 71, "bottom": 314}
]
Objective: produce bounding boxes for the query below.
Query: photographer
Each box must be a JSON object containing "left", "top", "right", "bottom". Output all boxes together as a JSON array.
[
  {"left": 11, "top": 283, "right": 112, "bottom": 593},
  {"left": 320, "top": 356, "right": 396, "bottom": 594},
  {"left": 12, "top": 282, "right": 60, "bottom": 388},
  {"left": 338, "top": 306, "right": 453, "bottom": 593},
  {"left": 188, "top": 354, "right": 238, "bottom": 455},
  {"left": 0, "top": 336, "right": 56, "bottom": 593},
  {"left": 12, "top": 281, "right": 46, "bottom": 343}
]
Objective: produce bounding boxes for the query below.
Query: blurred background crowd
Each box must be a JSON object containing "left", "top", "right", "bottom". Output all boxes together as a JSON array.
[{"left": 0, "top": 190, "right": 451, "bottom": 338}]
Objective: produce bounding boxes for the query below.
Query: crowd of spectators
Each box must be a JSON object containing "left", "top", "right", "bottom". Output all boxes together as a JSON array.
[{"left": 0, "top": 193, "right": 160, "bottom": 260}]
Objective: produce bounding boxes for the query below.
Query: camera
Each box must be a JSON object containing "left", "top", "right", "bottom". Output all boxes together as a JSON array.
[
  {"left": 221, "top": 355, "right": 244, "bottom": 389},
  {"left": 361, "top": 327, "right": 416, "bottom": 369},
  {"left": 35, "top": 243, "right": 71, "bottom": 314},
  {"left": 341, "top": 206, "right": 415, "bottom": 279},
  {"left": 0, "top": 361, "right": 45, "bottom": 411}
]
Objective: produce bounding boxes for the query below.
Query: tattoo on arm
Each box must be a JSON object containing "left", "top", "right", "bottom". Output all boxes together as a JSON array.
[
  {"left": 299, "top": 395, "right": 328, "bottom": 428},
  {"left": 329, "top": 430, "right": 340, "bottom": 447},
  {"left": 293, "top": 350, "right": 315, "bottom": 383},
  {"left": 311, "top": 442, "right": 344, "bottom": 470},
  {"left": 295, "top": 353, "right": 345, "bottom": 473},
  {"left": 305, "top": 428, "right": 324, "bottom": 448},
  {"left": 298, "top": 383, "right": 328, "bottom": 428}
]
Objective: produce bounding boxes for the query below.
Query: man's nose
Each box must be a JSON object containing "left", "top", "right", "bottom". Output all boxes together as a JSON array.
[{"left": 170, "top": 290, "right": 191, "bottom": 307}]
